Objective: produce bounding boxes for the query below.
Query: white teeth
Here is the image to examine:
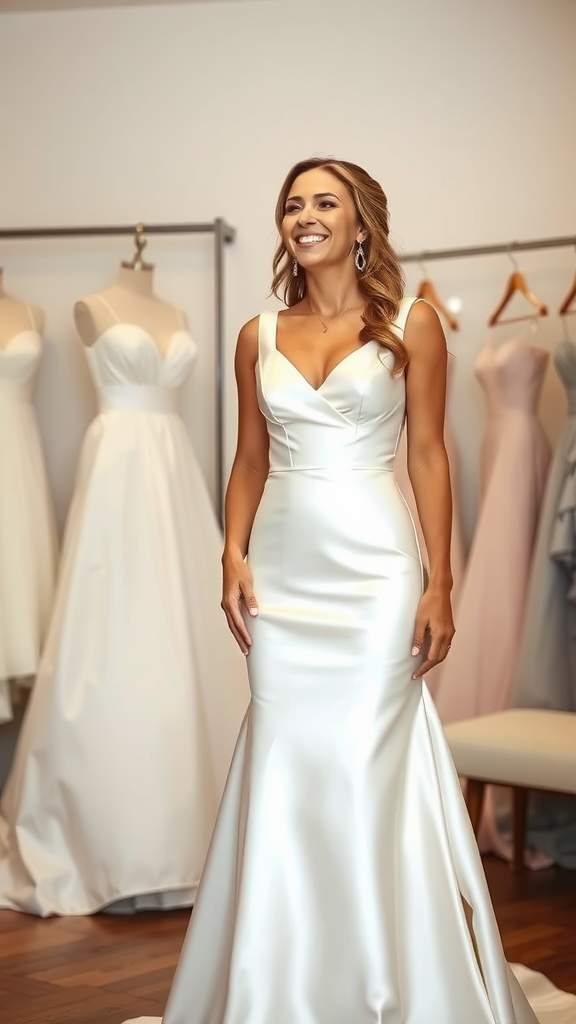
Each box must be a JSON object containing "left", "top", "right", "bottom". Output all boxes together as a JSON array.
[{"left": 297, "top": 235, "right": 326, "bottom": 243}]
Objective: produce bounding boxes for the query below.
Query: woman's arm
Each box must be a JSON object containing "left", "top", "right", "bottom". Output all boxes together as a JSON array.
[
  {"left": 403, "top": 299, "right": 455, "bottom": 679},
  {"left": 221, "top": 317, "right": 270, "bottom": 655}
]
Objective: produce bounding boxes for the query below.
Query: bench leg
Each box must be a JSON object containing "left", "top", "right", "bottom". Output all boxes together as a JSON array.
[
  {"left": 465, "top": 779, "right": 485, "bottom": 836},
  {"left": 511, "top": 787, "right": 528, "bottom": 874}
]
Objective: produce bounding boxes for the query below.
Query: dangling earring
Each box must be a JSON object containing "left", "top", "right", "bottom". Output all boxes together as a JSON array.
[
  {"left": 355, "top": 242, "right": 367, "bottom": 272},
  {"left": 292, "top": 258, "right": 298, "bottom": 277}
]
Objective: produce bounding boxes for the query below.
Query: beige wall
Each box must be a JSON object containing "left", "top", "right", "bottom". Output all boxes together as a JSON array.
[{"left": 1, "top": 0, "right": 575, "bottom": 539}]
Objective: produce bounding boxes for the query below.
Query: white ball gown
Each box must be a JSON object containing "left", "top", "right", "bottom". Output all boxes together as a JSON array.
[
  {"left": 125, "top": 300, "right": 576, "bottom": 1023},
  {"left": 0, "top": 306, "right": 250, "bottom": 916},
  {"left": 0, "top": 312, "right": 58, "bottom": 724}
]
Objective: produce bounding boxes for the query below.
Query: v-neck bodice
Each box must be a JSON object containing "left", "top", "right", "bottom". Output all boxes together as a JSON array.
[{"left": 256, "top": 300, "right": 416, "bottom": 472}]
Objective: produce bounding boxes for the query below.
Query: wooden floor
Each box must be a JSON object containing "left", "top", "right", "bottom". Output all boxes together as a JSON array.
[{"left": 1, "top": 857, "right": 575, "bottom": 1024}]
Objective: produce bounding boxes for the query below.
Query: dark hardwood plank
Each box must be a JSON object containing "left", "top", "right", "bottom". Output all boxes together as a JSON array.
[{"left": 0, "top": 857, "right": 574, "bottom": 1023}]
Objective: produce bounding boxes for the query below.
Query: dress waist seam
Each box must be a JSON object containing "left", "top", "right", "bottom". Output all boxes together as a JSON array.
[{"left": 267, "top": 466, "right": 395, "bottom": 475}]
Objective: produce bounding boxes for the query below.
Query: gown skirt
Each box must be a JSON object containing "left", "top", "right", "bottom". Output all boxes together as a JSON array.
[{"left": 125, "top": 303, "right": 576, "bottom": 1024}]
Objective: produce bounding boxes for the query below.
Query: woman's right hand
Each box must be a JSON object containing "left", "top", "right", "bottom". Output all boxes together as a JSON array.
[{"left": 221, "top": 550, "right": 259, "bottom": 656}]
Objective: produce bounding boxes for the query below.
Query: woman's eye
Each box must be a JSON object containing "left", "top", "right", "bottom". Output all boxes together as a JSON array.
[
  {"left": 318, "top": 201, "right": 335, "bottom": 209},
  {"left": 284, "top": 204, "right": 300, "bottom": 214}
]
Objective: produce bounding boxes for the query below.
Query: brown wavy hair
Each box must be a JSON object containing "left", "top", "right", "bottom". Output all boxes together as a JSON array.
[{"left": 272, "top": 157, "right": 407, "bottom": 372}]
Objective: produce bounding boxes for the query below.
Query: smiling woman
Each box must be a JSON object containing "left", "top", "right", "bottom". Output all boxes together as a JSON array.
[
  {"left": 272, "top": 157, "right": 407, "bottom": 374},
  {"left": 123, "top": 158, "right": 576, "bottom": 1024}
]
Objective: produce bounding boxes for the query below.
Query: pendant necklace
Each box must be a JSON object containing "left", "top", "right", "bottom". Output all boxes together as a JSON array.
[{"left": 308, "top": 304, "right": 359, "bottom": 333}]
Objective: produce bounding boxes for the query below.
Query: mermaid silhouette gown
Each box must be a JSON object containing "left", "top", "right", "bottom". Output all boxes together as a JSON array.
[
  {"left": 124, "top": 300, "right": 576, "bottom": 1024},
  {"left": 435, "top": 335, "right": 550, "bottom": 725},
  {"left": 0, "top": 304, "right": 250, "bottom": 916},
  {"left": 0, "top": 310, "right": 58, "bottom": 724}
]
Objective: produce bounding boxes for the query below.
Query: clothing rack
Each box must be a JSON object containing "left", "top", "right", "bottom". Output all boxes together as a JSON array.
[
  {"left": 400, "top": 233, "right": 576, "bottom": 263},
  {"left": 0, "top": 219, "right": 236, "bottom": 522},
  {"left": 2, "top": 223, "right": 574, "bottom": 517}
]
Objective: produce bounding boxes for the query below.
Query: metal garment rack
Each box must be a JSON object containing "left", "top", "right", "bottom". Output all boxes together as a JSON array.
[
  {"left": 0, "top": 218, "right": 236, "bottom": 521},
  {"left": 400, "top": 233, "right": 576, "bottom": 263},
  {"left": 1, "top": 223, "right": 573, "bottom": 514}
]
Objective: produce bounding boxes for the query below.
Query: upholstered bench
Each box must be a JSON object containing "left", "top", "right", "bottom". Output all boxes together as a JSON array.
[{"left": 443, "top": 708, "right": 576, "bottom": 872}]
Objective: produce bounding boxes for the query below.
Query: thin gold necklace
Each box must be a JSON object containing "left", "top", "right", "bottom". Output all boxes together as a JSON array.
[{"left": 308, "top": 303, "right": 360, "bottom": 333}]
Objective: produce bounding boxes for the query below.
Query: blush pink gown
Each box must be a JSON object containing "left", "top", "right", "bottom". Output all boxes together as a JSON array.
[{"left": 435, "top": 335, "right": 550, "bottom": 725}]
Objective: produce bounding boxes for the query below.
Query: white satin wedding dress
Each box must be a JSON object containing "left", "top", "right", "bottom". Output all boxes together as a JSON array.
[
  {"left": 0, "top": 305, "right": 249, "bottom": 916},
  {"left": 126, "top": 300, "right": 576, "bottom": 1024}
]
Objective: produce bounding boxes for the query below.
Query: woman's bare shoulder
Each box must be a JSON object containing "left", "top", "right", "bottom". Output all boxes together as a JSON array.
[
  {"left": 235, "top": 316, "right": 260, "bottom": 367},
  {"left": 404, "top": 299, "right": 446, "bottom": 357}
]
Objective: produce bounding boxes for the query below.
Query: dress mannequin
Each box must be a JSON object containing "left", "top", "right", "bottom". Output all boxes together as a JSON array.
[
  {"left": 74, "top": 263, "right": 185, "bottom": 353},
  {"left": 0, "top": 269, "right": 44, "bottom": 342}
]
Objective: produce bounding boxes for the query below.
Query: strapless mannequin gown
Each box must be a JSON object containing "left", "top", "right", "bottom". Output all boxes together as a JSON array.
[
  {"left": 0, "top": 316, "right": 250, "bottom": 916},
  {"left": 124, "top": 301, "right": 576, "bottom": 1024},
  {"left": 0, "top": 318, "right": 58, "bottom": 724},
  {"left": 435, "top": 336, "right": 550, "bottom": 725},
  {"left": 394, "top": 349, "right": 467, "bottom": 696}
]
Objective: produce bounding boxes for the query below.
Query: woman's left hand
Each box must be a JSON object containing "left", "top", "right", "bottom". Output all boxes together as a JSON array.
[{"left": 410, "top": 586, "right": 455, "bottom": 679}]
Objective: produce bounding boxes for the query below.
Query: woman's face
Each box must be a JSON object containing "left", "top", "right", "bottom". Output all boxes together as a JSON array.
[{"left": 281, "top": 167, "right": 364, "bottom": 274}]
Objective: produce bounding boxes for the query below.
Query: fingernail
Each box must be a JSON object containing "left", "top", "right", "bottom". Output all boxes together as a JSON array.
[
  {"left": 249, "top": 608, "right": 258, "bottom": 617},
  {"left": 411, "top": 645, "right": 419, "bottom": 657}
]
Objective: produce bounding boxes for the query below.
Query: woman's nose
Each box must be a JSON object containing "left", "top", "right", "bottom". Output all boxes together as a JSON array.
[{"left": 297, "top": 205, "right": 317, "bottom": 225}]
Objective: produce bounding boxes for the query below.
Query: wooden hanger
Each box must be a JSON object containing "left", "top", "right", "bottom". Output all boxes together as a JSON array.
[
  {"left": 559, "top": 269, "right": 576, "bottom": 316},
  {"left": 488, "top": 252, "right": 548, "bottom": 326},
  {"left": 416, "top": 275, "right": 460, "bottom": 331}
]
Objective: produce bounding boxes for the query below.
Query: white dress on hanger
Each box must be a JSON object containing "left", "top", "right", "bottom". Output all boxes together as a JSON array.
[
  {"left": 0, "top": 308, "right": 58, "bottom": 724},
  {"left": 123, "top": 302, "right": 576, "bottom": 1024},
  {"left": 0, "top": 299, "right": 250, "bottom": 915}
]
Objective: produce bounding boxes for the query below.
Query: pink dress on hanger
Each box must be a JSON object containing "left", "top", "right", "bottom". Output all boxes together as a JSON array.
[
  {"left": 394, "top": 350, "right": 466, "bottom": 696},
  {"left": 435, "top": 333, "right": 550, "bottom": 725}
]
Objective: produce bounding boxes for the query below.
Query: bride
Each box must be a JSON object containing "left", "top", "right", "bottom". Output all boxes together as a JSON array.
[{"left": 126, "top": 157, "right": 576, "bottom": 1024}]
